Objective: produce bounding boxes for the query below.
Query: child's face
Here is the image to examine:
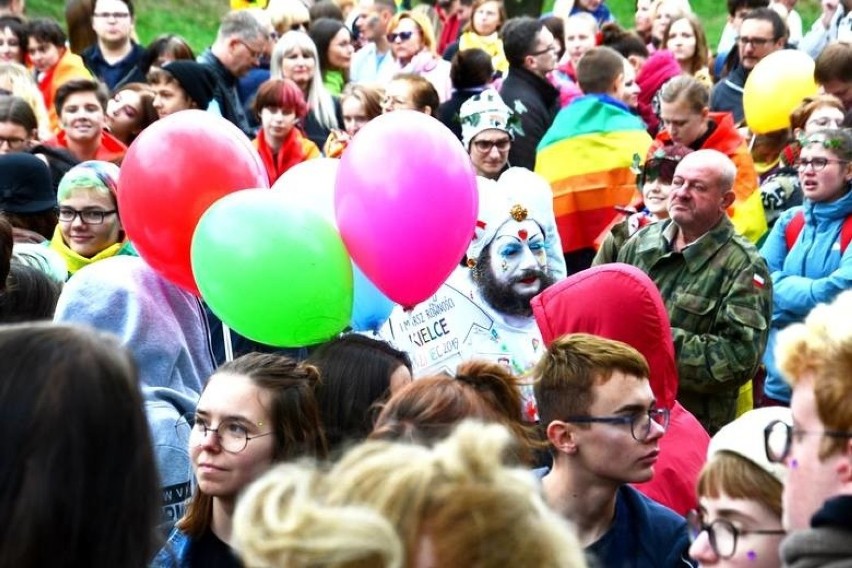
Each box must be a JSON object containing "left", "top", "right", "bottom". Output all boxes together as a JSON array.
[
  {"left": 28, "top": 37, "right": 62, "bottom": 72},
  {"left": 564, "top": 18, "right": 597, "bottom": 66},
  {"left": 578, "top": 0, "right": 603, "bottom": 10}
]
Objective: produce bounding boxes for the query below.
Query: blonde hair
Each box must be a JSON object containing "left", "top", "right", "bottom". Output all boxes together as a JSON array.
[
  {"left": 777, "top": 291, "right": 852, "bottom": 459},
  {"left": 388, "top": 11, "right": 438, "bottom": 56},
  {"left": 265, "top": 0, "right": 310, "bottom": 35},
  {"left": 233, "top": 421, "right": 587, "bottom": 568},
  {"left": 0, "top": 62, "right": 52, "bottom": 140},
  {"left": 271, "top": 31, "right": 339, "bottom": 131}
]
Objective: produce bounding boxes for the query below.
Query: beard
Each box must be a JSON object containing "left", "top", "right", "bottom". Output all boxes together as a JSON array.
[{"left": 474, "top": 247, "right": 556, "bottom": 317}]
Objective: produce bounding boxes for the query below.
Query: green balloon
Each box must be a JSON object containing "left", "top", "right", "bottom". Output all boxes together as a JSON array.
[{"left": 191, "top": 189, "right": 353, "bottom": 347}]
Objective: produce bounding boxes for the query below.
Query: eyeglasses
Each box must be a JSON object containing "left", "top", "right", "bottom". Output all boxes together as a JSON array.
[
  {"left": 736, "top": 36, "right": 775, "bottom": 47},
  {"left": 640, "top": 157, "right": 679, "bottom": 186},
  {"left": 529, "top": 43, "right": 557, "bottom": 56},
  {"left": 93, "top": 11, "right": 131, "bottom": 19},
  {"left": 687, "top": 510, "right": 784, "bottom": 559},
  {"left": 794, "top": 157, "right": 849, "bottom": 171},
  {"left": 763, "top": 419, "right": 852, "bottom": 463},
  {"left": 563, "top": 407, "right": 670, "bottom": 442},
  {"left": 0, "top": 135, "right": 26, "bottom": 149},
  {"left": 57, "top": 207, "right": 117, "bottom": 224},
  {"left": 237, "top": 39, "right": 264, "bottom": 61},
  {"left": 387, "top": 30, "right": 415, "bottom": 43},
  {"left": 472, "top": 138, "right": 511, "bottom": 153},
  {"left": 179, "top": 414, "right": 273, "bottom": 454}
]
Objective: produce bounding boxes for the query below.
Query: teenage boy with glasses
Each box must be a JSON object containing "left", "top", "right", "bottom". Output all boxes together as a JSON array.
[
  {"left": 765, "top": 290, "right": 852, "bottom": 565},
  {"left": 534, "top": 333, "right": 693, "bottom": 568},
  {"left": 83, "top": 0, "right": 145, "bottom": 90}
]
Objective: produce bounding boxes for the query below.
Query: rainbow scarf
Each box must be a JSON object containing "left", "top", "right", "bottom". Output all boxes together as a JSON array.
[
  {"left": 535, "top": 95, "right": 652, "bottom": 253},
  {"left": 49, "top": 225, "right": 131, "bottom": 276}
]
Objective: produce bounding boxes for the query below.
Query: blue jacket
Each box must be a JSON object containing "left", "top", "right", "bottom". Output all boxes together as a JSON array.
[{"left": 760, "top": 187, "right": 852, "bottom": 402}]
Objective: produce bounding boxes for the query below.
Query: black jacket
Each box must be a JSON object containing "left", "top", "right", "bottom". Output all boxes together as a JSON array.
[{"left": 499, "top": 66, "right": 559, "bottom": 170}]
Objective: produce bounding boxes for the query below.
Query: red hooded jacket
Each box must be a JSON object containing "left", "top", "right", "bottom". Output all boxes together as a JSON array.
[{"left": 531, "top": 263, "right": 709, "bottom": 515}]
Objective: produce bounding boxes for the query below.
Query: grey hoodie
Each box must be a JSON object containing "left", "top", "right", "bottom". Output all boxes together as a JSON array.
[{"left": 54, "top": 256, "right": 216, "bottom": 530}]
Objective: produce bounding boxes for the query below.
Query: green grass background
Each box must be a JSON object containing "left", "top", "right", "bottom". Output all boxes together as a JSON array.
[{"left": 28, "top": 0, "right": 822, "bottom": 55}]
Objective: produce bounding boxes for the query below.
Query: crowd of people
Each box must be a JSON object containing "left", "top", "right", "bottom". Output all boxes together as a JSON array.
[{"left": 2, "top": 0, "right": 852, "bottom": 565}]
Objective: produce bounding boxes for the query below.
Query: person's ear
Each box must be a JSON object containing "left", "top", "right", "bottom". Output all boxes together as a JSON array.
[
  {"left": 546, "top": 420, "right": 579, "bottom": 455},
  {"left": 700, "top": 106, "right": 710, "bottom": 122},
  {"left": 627, "top": 54, "right": 643, "bottom": 73},
  {"left": 422, "top": 105, "right": 432, "bottom": 116},
  {"left": 609, "top": 73, "right": 624, "bottom": 97},
  {"left": 721, "top": 189, "right": 736, "bottom": 210},
  {"left": 835, "top": 438, "right": 852, "bottom": 484}
]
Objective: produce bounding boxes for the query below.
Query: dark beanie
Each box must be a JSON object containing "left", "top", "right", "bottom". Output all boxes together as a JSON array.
[
  {"left": 162, "top": 61, "right": 217, "bottom": 110},
  {"left": 0, "top": 154, "right": 56, "bottom": 214}
]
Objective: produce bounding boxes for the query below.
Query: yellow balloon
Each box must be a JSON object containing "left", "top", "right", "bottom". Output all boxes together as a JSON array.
[{"left": 743, "top": 49, "right": 819, "bottom": 134}]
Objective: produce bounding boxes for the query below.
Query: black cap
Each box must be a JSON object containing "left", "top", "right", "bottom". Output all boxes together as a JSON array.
[
  {"left": 0, "top": 154, "right": 56, "bottom": 214},
  {"left": 162, "top": 60, "right": 217, "bottom": 110}
]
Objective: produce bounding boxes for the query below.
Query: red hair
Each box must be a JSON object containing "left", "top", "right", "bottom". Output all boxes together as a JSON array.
[{"left": 252, "top": 78, "right": 309, "bottom": 119}]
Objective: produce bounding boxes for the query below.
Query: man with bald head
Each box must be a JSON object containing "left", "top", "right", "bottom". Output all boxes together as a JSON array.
[{"left": 597, "top": 149, "right": 772, "bottom": 435}]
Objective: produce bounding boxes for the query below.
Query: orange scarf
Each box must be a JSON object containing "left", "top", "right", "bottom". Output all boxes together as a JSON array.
[{"left": 253, "top": 128, "right": 309, "bottom": 184}]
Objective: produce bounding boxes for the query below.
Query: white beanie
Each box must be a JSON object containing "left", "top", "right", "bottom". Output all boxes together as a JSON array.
[
  {"left": 459, "top": 89, "right": 516, "bottom": 150},
  {"left": 466, "top": 169, "right": 555, "bottom": 264},
  {"left": 707, "top": 406, "right": 792, "bottom": 485}
]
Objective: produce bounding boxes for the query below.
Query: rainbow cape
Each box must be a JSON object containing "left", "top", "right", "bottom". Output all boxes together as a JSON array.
[{"left": 535, "top": 95, "right": 652, "bottom": 253}]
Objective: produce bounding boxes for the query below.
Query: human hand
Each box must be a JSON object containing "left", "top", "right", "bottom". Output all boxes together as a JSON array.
[{"left": 822, "top": 0, "right": 840, "bottom": 27}]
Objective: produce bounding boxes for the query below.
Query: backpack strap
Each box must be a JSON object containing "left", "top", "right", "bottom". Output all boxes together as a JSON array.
[
  {"left": 785, "top": 210, "right": 852, "bottom": 254},
  {"left": 784, "top": 211, "right": 805, "bottom": 251}
]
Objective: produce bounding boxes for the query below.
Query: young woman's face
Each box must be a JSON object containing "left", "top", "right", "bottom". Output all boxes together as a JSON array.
[
  {"left": 342, "top": 95, "right": 370, "bottom": 136},
  {"left": 473, "top": 1, "right": 502, "bottom": 36},
  {"left": 0, "top": 120, "right": 33, "bottom": 155},
  {"left": 689, "top": 494, "right": 784, "bottom": 568},
  {"left": 280, "top": 47, "right": 316, "bottom": 89},
  {"left": 106, "top": 89, "right": 145, "bottom": 141},
  {"left": 652, "top": 1, "right": 681, "bottom": 42},
  {"left": 58, "top": 188, "right": 122, "bottom": 258},
  {"left": 327, "top": 27, "right": 354, "bottom": 71},
  {"left": 635, "top": 0, "right": 654, "bottom": 34},
  {"left": 666, "top": 18, "right": 697, "bottom": 63},
  {"left": 797, "top": 143, "right": 852, "bottom": 204},
  {"left": 659, "top": 97, "right": 708, "bottom": 147},
  {"left": 564, "top": 19, "right": 597, "bottom": 66},
  {"left": 189, "top": 373, "right": 276, "bottom": 501},
  {"left": 388, "top": 18, "right": 424, "bottom": 65},
  {"left": 260, "top": 105, "right": 298, "bottom": 148},
  {"left": 0, "top": 27, "right": 22, "bottom": 63},
  {"left": 381, "top": 79, "right": 416, "bottom": 113},
  {"left": 803, "top": 105, "right": 845, "bottom": 134},
  {"left": 620, "top": 59, "right": 641, "bottom": 109}
]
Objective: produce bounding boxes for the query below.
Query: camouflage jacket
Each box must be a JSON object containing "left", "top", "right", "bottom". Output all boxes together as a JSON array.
[{"left": 610, "top": 216, "right": 772, "bottom": 434}]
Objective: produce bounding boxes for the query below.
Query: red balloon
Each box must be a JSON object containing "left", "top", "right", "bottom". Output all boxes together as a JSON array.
[{"left": 118, "top": 111, "right": 268, "bottom": 294}]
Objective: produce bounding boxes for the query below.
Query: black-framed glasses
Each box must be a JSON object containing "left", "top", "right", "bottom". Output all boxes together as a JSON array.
[
  {"left": 57, "top": 207, "right": 117, "bottom": 224},
  {"left": 794, "top": 157, "right": 849, "bottom": 171},
  {"left": 563, "top": 408, "right": 670, "bottom": 442},
  {"left": 687, "top": 510, "right": 785, "bottom": 559},
  {"left": 0, "top": 135, "right": 26, "bottom": 149},
  {"left": 472, "top": 138, "right": 511, "bottom": 153},
  {"left": 529, "top": 43, "right": 557, "bottom": 56},
  {"left": 736, "top": 36, "right": 774, "bottom": 47},
  {"left": 93, "top": 11, "right": 131, "bottom": 19},
  {"left": 387, "top": 30, "right": 415, "bottom": 43},
  {"left": 763, "top": 419, "right": 852, "bottom": 464},
  {"left": 178, "top": 414, "right": 273, "bottom": 454}
]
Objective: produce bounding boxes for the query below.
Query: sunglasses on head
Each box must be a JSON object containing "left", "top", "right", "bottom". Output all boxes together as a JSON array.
[
  {"left": 639, "top": 157, "right": 679, "bottom": 186},
  {"left": 387, "top": 30, "right": 415, "bottom": 43}
]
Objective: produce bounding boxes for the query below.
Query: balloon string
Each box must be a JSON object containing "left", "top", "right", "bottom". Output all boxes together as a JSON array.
[{"left": 223, "top": 324, "right": 234, "bottom": 362}]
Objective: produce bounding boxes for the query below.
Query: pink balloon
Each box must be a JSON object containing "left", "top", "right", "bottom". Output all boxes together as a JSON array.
[
  {"left": 335, "top": 111, "right": 478, "bottom": 307},
  {"left": 119, "top": 111, "right": 268, "bottom": 294}
]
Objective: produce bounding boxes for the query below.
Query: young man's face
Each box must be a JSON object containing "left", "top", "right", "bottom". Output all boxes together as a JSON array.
[
  {"left": 91, "top": 0, "right": 133, "bottom": 45},
  {"left": 737, "top": 18, "right": 783, "bottom": 71},
  {"left": 60, "top": 91, "right": 106, "bottom": 143},
  {"left": 572, "top": 372, "right": 664, "bottom": 485},
  {"left": 27, "top": 37, "right": 62, "bottom": 73},
  {"left": 151, "top": 80, "right": 194, "bottom": 118}
]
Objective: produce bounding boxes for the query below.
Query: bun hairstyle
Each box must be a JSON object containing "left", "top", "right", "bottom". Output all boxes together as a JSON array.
[{"left": 600, "top": 22, "right": 649, "bottom": 59}]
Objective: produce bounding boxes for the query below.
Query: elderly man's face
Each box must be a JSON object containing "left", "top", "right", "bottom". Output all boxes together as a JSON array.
[
  {"left": 667, "top": 154, "right": 732, "bottom": 238},
  {"left": 476, "top": 219, "right": 554, "bottom": 316}
]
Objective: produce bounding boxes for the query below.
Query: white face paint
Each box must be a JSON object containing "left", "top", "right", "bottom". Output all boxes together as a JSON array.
[{"left": 487, "top": 218, "right": 547, "bottom": 296}]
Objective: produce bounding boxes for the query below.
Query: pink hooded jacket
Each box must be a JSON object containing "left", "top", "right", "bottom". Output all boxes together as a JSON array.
[{"left": 531, "top": 263, "right": 708, "bottom": 515}]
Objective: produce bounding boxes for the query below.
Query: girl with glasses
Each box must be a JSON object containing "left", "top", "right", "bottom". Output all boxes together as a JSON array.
[
  {"left": 386, "top": 11, "right": 451, "bottom": 102},
  {"left": 49, "top": 160, "right": 133, "bottom": 276},
  {"left": 688, "top": 407, "right": 790, "bottom": 567},
  {"left": 153, "top": 352, "right": 327, "bottom": 568},
  {"left": 758, "top": 128, "right": 852, "bottom": 407}
]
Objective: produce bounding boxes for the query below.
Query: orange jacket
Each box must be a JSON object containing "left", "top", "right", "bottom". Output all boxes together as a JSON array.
[{"left": 38, "top": 47, "right": 93, "bottom": 134}]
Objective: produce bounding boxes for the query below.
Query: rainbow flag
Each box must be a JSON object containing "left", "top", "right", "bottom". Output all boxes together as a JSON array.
[{"left": 535, "top": 95, "right": 652, "bottom": 253}]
